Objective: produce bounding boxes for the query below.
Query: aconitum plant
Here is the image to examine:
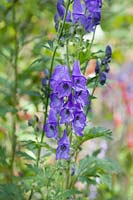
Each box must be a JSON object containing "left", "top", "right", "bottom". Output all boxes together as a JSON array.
[{"left": 8, "top": 0, "right": 121, "bottom": 199}]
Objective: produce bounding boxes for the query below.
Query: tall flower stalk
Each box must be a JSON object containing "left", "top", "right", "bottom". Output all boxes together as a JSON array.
[{"left": 29, "top": 0, "right": 114, "bottom": 199}]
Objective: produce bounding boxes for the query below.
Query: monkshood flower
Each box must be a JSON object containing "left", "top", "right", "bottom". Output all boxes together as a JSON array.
[
  {"left": 60, "top": 95, "right": 74, "bottom": 124},
  {"left": 56, "top": 130, "right": 70, "bottom": 160},
  {"left": 50, "top": 93, "right": 63, "bottom": 113},
  {"left": 72, "top": 60, "right": 87, "bottom": 91},
  {"left": 74, "top": 89, "right": 89, "bottom": 107},
  {"left": 100, "top": 72, "right": 107, "bottom": 85},
  {"left": 72, "top": 111, "right": 86, "bottom": 136},
  {"left": 44, "top": 60, "right": 90, "bottom": 159},
  {"left": 72, "top": 0, "right": 102, "bottom": 32},
  {"left": 44, "top": 109, "right": 58, "bottom": 138},
  {"left": 95, "top": 45, "right": 112, "bottom": 85},
  {"left": 101, "top": 45, "right": 112, "bottom": 65},
  {"left": 50, "top": 65, "right": 72, "bottom": 98},
  {"left": 54, "top": 0, "right": 72, "bottom": 30},
  {"left": 85, "top": 0, "right": 102, "bottom": 12}
]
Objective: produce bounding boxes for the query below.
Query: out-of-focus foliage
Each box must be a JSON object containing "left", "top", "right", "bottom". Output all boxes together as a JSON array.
[{"left": 0, "top": 0, "right": 132, "bottom": 199}]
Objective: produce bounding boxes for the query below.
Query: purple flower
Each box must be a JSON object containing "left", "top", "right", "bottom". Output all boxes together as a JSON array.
[
  {"left": 73, "top": 0, "right": 85, "bottom": 24},
  {"left": 56, "top": 130, "right": 70, "bottom": 160},
  {"left": 54, "top": 0, "right": 72, "bottom": 30},
  {"left": 72, "top": 60, "right": 87, "bottom": 91},
  {"left": 72, "top": 0, "right": 90, "bottom": 32},
  {"left": 60, "top": 106, "right": 74, "bottom": 124},
  {"left": 74, "top": 89, "right": 90, "bottom": 107},
  {"left": 95, "top": 60, "right": 100, "bottom": 74},
  {"left": 100, "top": 72, "right": 106, "bottom": 85},
  {"left": 50, "top": 65, "right": 72, "bottom": 97},
  {"left": 44, "top": 123, "right": 58, "bottom": 138},
  {"left": 72, "top": 111, "right": 86, "bottom": 136},
  {"left": 85, "top": 0, "right": 102, "bottom": 12},
  {"left": 44, "top": 109, "right": 58, "bottom": 138},
  {"left": 101, "top": 45, "right": 112, "bottom": 73},
  {"left": 104, "top": 63, "right": 110, "bottom": 73},
  {"left": 105, "top": 45, "right": 112, "bottom": 59},
  {"left": 57, "top": 81, "right": 72, "bottom": 98},
  {"left": 72, "top": 0, "right": 102, "bottom": 32},
  {"left": 88, "top": 12, "right": 101, "bottom": 31},
  {"left": 85, "top": 0, "right": 102, "bottom": 31},
  {"left": 60, "top": 94, "right": 74, "bottom": 124},
  {"left": 50, "top": 93, "right": 63, "bottom": 112}
]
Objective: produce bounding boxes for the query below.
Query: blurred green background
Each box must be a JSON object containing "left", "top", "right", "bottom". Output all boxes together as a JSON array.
[{"left": 0, "top": 0, "right": 133, "bottom": 199}]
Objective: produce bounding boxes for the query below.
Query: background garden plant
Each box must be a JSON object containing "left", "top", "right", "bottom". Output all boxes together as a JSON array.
[{"left": 0, "top": 0, "right": 132, "bottom": 200}]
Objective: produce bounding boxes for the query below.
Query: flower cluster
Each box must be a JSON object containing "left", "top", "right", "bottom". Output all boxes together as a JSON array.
[
  {"left": 44, "top": 60, "right": 90, "bottom": 160},
  {"left": 55, "top": 0, "right": 102, "bottom": 32},
  {"left": 73, "top": 0, "right": 102, "bottom": 32},
  {"left": 95, "top": 45, "right": 112, "bottom": 85},
  {"left": 54, "top": 0, "right": 72, "bottom": 31}
]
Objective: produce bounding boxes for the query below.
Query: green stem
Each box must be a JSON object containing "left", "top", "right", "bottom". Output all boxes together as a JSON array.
[
  {"left": 36, "top": 44, "right": 58, "bottom": 167},
  {"left": 28, "top": 1, "right": 71, "bottom": 199},
  {"left": 66, "top": 39, "right": 70, "bottom": 69},
  {"left": 66, "top": 130, "right": 72, "bottom": 189},
  {"left": 10, "top": 3, "right": 19, "bottom": 178},
  {"left": 57, "top": 0, "right": 71, "bottom": 42}
]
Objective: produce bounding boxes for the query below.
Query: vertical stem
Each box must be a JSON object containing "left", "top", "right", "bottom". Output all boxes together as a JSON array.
[
  {"left": 66, "top": 130, "right": 72, "bottom": 189},
  {"left": 36, "top": 44, "right": 58, "bottom": 167},
  {"left": 28, "top": 1, "right": 71, "bottom": 199},
  {"left": 66, "top": 39, "right": 70, "bottom": 69},
  {"left": 10, "top": 3, "right": 19, "bottom": 178}
]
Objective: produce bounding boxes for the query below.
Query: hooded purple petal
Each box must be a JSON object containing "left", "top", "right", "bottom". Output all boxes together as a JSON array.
[
  {"left": 44, "top": 109, "right": 58, "bottom": 138},
  {"left": 56, "top": 130, "right": 70, "bottom": 160},
  {"left": 50, "top": 65, "right": 71, "bottom": 92},
  {"left": 72, "top": 61, "right": 87, "bottom": 90},
  {"left": 60, "top": 97, "right": 74, "bottom": 124},
  {"left": 72, "top": 111, "right": 86, "bottom": 136},
  {"left": 44, "top": 122, "right": 58, "bottom": 138},
  {"left": 50, "top": 93, "right": 63, "bottom": 112},
  {"left": 47, "top": 109, "right": 57, "bottom": 123},
  {"left": 74, "top": 89, "right": 90, "bottom": 107},
  {"left": 57, "top": 81, "right": 72, "bottom": 98}
]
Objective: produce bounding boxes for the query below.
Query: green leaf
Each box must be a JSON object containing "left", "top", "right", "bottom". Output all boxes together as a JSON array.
[
  {"left": 84, "top": 127, "right": 112, "bottom": 140},
  {"left": 99, "top": 174, "right": 112, "bottom": 190},
  {"left": 0, "top": 184, "right": 23, "bottom": 200},
  {"left": 56, "top": 189, "right": 81, "bottom": 199},
  {"left": 76, "top": 156, "right": 122, "bottom": 188},
  {"left": 16, "top": 151, "right": 36, "bottom": 161}
]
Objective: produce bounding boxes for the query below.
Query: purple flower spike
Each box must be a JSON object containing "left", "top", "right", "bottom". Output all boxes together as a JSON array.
[
  {"left": 56, "top": 130, "right": 70, "bottom": 160},
  {"left": 74, "top": 89, "right": 90, "bottom": 107},
  {"left": 44, "top": 109, "right": 58, "bottom": 138},
  {"left": 72, "top": 60, "right": 87, "bottom": 90},
  {"left": 72, "top": 111, "right": 86, "bottom": 136}
]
